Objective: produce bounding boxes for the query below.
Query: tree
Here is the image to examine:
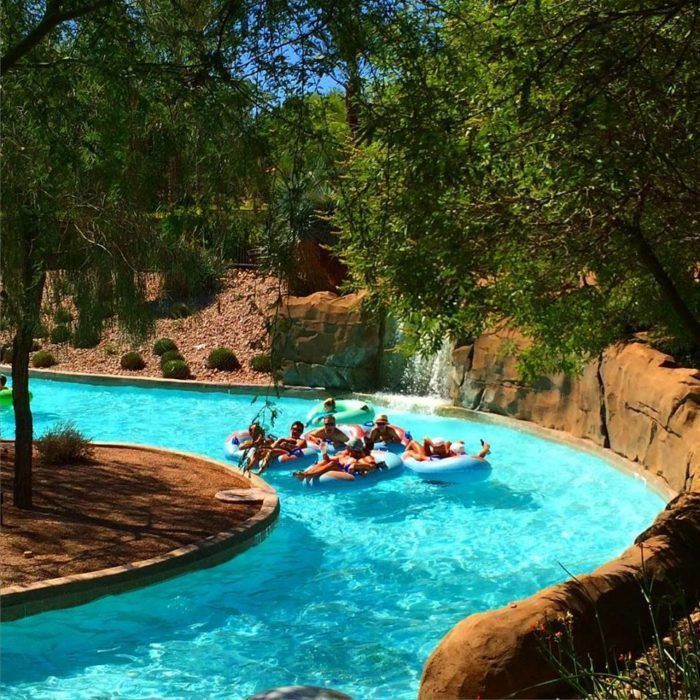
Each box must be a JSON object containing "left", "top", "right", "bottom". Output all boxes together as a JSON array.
[{"left": 337, "top": 0, "right": 700, "bottom": 374}]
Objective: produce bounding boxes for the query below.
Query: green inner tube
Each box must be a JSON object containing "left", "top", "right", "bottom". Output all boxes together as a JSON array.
[
  {"left": 0, "top": 388, "right": 34, "bottom": 407},
  {"left": 306, "top": 399, "right": 375, "bottom": 427}
]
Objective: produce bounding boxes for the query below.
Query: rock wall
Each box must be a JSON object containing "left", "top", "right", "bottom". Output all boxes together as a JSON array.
[
  {"left": 421, "top": 329, "right": 700, "bottom": 699},
  {"left": 450, "top": 329, "right": 700, "bottom": 493},
  {"left": 273, "top": 292, "right": 381, "bottom": 391}
]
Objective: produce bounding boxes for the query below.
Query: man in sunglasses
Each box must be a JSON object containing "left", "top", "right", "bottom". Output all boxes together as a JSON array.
[
  {"left": 307, "top": 415, "right": 350, "bottom": 449},
  {"left": 366, "top": 413, "right": 402, "bottom": 448}
]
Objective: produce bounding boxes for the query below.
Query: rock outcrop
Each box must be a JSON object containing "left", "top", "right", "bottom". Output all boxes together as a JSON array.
[
  {"left": 450, "top": 330, "right": 700, "bottom": 493},
  {"left": 273, "top": 292, "right": 381, "bottom": 390}
]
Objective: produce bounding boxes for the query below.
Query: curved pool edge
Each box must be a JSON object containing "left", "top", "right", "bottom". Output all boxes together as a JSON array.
[
  {"left": 418, "top": 489, "right": 700, "bottom": 700},
  {"left": 0, "top": 443, "right": 280, "bottom": 623}
]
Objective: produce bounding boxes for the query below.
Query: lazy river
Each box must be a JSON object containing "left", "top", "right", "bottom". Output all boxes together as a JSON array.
[{"left": 0, "top": 378, "right": 665, "bottom": 699}]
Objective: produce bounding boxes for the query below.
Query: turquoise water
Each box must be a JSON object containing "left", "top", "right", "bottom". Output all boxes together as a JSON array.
[{"left": 0, "top": 378, "right": 664, "bottom": 699}]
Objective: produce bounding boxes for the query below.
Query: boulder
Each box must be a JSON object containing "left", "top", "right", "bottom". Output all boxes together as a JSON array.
[{"left": 273, "top": 292, "right": 381, "bottom": 390}]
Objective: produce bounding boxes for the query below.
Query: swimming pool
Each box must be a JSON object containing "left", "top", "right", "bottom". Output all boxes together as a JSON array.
[{"left": 0, "top": 378, "right": 665, "bottom": 699}]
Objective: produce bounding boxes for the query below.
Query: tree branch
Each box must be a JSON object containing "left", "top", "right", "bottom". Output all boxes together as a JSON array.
[{"left": 1, "top": 0, "right": 111, "bottom": 76}]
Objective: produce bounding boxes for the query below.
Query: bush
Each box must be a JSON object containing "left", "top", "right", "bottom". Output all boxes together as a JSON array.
[
  {"left": 36, "top": 420, "right": 93, "bottom": 465},
  {"left": 53, "top": 308, "right": 73, "bottom": 325},
  {"left": 31, "top": 340, "right": 42, "bottom": 352},
  {"left": 34, "top": 323, "right": 50, "bottom": 339},
  {"left": 160, "top": 349, "right": 185, "bottom": 369},
  {"left": 162, "top": 359, "right": 191, "bottom": 379},
  {"left": 120, "top": 351, "right": 145, "bottom": 370},
  {"left": 50, "top": 324, "right": 72, "bottom": 344},
  {"left": 170, "top": 302, "right": 191, "bottom": 319},
  {"left": 1, "top": 346, "right": 13, "bottom": 364},
  {"left": 32, "top": 351, "right": 57, "bottom": 368},
  {"left": 153, "top": 337, "right": 178, "bottom": 356},
  {"left": 250, "top": 354, "right": 272, "bottom": 372},
  {"left": 103, "top": 342, "right": 119, "bottom": 356},
  {"left": 207, "top": 347, "right": 240, "bottom": 371},
  {"left": 72, "top": 326, "right": 101, "bottom": 349}
]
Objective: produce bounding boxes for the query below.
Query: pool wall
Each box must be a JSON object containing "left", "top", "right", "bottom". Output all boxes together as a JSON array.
[
  {"left": 0, "top": 444, "right": 279, "bottom": 622},
  {"left": 419, "top": 332, "right": 700, "bottom": 698}
]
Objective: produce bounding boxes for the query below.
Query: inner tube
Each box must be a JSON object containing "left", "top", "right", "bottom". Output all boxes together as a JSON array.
[
  {"left": 306, "top": 399, "right": 375, "bottom": 428},
  {"left": 0, "top": 388, "right": 33, "bottom": 407},
  {"left": 403, "top": 453, "right": 492, "bottom": 481},
  {"left": 301, "top": 450, "right": 403, "bottom": 488},
  {"left": 224, "top": 429, "right": 319, "bottom": 470},
  {"left": 303, "top": 424, "right": 365, "bottom": 455}
]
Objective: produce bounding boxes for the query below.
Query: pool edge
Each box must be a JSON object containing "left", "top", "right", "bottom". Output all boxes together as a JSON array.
[{"left": 0, "top": 444, "right": 280, "bottom": 623}]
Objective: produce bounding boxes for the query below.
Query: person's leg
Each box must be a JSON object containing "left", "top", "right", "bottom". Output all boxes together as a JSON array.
[
  {"left": 293, "top": 458, "right": 342, "bottom": 481},
  {"left": 404, "top": 440, "right": 427, "bottom": 461},
  {"left": 477, "top": 441, "right": 491, "bottom": 459}
]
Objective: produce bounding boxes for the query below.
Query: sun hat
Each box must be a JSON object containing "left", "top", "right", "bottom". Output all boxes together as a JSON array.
[
  {"left": 431, "top": 437, "right": 445, "bottom": 447},
  {"left": 451, "top": 441, "right": 466, "bottom": 455},
  {"left": 375, "top": 413, "right": 389, "bottom": 423},
  {"left": 323, "top": 415, "right": 336, "bottom": 425},
  {"left": 347, "top": 437, "right": 364, "bottom": 451}
]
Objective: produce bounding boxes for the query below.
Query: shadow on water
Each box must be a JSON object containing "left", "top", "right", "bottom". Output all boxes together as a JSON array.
[{"left": 0, "top": 516, "right": 326, "bottom": 687}]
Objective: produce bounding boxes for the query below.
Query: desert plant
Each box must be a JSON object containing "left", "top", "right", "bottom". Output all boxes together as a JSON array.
[
  {"left": 1, "top": 346, "right": 12, "bottom": 364},
  {"left": 170, "top": 302, "right": 191, "bottom": 319},
  {"left": 160, "top": 349, "right": 185, "bottom": 369},
  {"left": 207, "top": 347, "right": 240, "bottom": 371},
  {"left": 103, "top": 342, "right": 119, "bottom": 356},
  {"left": 120, "top": 351, "right": 145, "bottom": 370},
  {"left": 31, "top": 340, "right": 42, "bottom": 352},
  {"left": 153, "top": 337, "right": 178, "bottom": 356},
  {"left": 72, "top": 326, "right": 101, "bottom": 349},
  {"left": 34, "top": 323, "right": 50, "bottom": 339},
  {"left": 50, "top": 324, "right": 72, "bottom": 344},
  {"left": 250, "top": 354, "right": 272, "bottom": 372},
  {"left": 53, "top": 308, "right": 73, "bottom": 325},
  {"left": 36, "top": 420, "right": 93, "bottom": 464},
  {"left": 162, "top": 359, "right": 191, "bottom": 379},
  {"left": 31, "top": 351, "right": 57, "bottom": 368}
]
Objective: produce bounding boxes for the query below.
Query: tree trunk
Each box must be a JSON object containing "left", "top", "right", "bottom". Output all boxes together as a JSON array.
[
  {"left": 628, "top": 223, "right": 700, "bottom": 347},
  {"left": 12, "top": 324, "right": 34, "bottom": 509}
]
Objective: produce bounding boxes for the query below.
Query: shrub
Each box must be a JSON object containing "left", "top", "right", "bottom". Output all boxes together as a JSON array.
[
  {"left": 31, "top": 340, "right": 42, "bottom": 352},
  {"left": 34, "top": 323, "right": 50, "bottom": 339},
  {"left": 50, "top": 324, "right": 72, "bottom": 344},
  {"left": 72, "top": 326, "right": 101, "bottom": 349},
  {"left": 36, "top": 421, "right": 93, "bottom": 465},
  {"left": 1, "top": 346, "right": 13, "bottom": 364},
  {"left": 170, "top": 302, "right": 191, "bottom": 319},
  {"left": 103, "top": 342, "right": 119, "bottom": 356},
  {"left": 53, "top": 308, "right": 73, "bottom": 325},
  {"left": 160, "top": 349, "right": 185, "bottom": 369},
  {"left": 250, "top": 354, "right": 272, "bottom": 372},
  {"left": 153, "top": 337, "right": 178, "bottom": 356},
  {"left": 207, "top": 347, "right": 240, "bottom": 371},
  {"left": 120, "top": 351, "right": 146, "bottom": 370},
  {"left": 162, "top": 359, "right": 191, "bottom": 379},
  {"left": 32, "top": 351, "right": 57, "bottom": 368}
]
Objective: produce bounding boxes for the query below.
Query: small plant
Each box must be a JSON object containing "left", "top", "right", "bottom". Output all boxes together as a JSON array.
[
  {"left": 250, "top": 354, "right": 272, "bottom": 372},
  {"left": 207, "top": 347, "right": 240, "bottom": 371},
  {"left": 120, "top": 351, "right": 145, "bottom": 370},
  {"left": 1, "top": 346, "right": 12, "bottom": 364},
  {"left": 34, "top": 323, "right": 50, "bottom": 339},
  {"left": 31, "top": 340, "right": 42, "bottom": 352},
  {"left": 50, "top": 324, "right": 72, "bottom": 344},
  {"left": 36, "top": 420, "right": 93, "bottom": 464},
  {"left": 170, "top": 302, "right": 191, "bottom": 319},
  {"left": 153, "top": 337, "right": 178, "bottom": 356},
  {"left": 160, "top": 349, "right": 185, "bottom": 369},
  {"left": 103, "top": 342, "right": 119, "bottom": 356},
  {"left": 53, "top": 308, "right": 73, "bottom": 325},
  {"left": 31, "top": 350, "right": 57, "bottom": 368},
  {"left": 162, "top": 359, "right": 191, "bottom": 379},
  {"left": 72, "top": 326, "right": 101, "bottom": 349}
]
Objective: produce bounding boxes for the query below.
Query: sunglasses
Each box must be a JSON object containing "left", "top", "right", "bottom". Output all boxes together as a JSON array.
[{"left": 375, "top": 421, "right": 387, "bottom": 425}]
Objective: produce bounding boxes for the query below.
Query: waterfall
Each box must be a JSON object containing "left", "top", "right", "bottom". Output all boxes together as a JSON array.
[{"left": 398, "top": 339, "right": 453, "bottom": 398}]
